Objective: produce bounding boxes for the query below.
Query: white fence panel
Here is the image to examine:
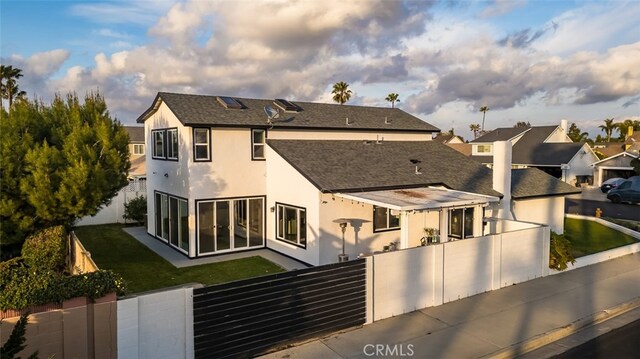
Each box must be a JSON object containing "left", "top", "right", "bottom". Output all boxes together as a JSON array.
[
  {"left": 370, "top": 224, "right": 550, "bottom": 322},
  {"left": 117, "top": 286, "right": 195, "bottom": 359},
  {"left": 500, "top": 227, "right": 545, "bottom": 286},
  {"left": 77, "top": 180, "right": 146, "bottom": 226},
  {"left": 371, "top": 245, "right": 439, "bottom": 321},
  {"left": 443, "top": 237, "right": 494, "bottom": 303}
]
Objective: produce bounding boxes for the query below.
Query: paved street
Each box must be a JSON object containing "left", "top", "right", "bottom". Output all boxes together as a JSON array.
[
  {"left": 552, "top": 318, "right": 640, "bottom": 359},
  {"left": 565, "top": 198, "right": 640, "bottom": 221},
  {"left": 565, "top": 186, "right": 639, "bottom": 221}
]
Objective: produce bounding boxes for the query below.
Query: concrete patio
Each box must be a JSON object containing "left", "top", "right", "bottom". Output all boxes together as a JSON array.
[{"left": 122, "top": 226, "right": 309, "bottom": 271}]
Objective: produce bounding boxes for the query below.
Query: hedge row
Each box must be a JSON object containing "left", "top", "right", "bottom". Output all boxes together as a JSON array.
[{"left": 0, "top": 259, "right": 127, "bottom": 311}]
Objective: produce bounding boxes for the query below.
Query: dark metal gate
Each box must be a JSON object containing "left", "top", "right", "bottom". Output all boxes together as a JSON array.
[{"left": 192, "top": 259, "right": 367, "bottom": 358}]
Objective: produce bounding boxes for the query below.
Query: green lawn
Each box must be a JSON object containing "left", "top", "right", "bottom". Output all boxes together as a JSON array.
[
  {"left": 74, "top": 224, "right": 285, "bottom": 294},
  {"left": 564, "top": 218, "right": 638, "bottom": 258}
]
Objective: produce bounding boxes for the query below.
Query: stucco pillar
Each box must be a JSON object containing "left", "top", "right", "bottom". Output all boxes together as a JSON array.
[
  {"left": 439, "top": 209, "right": 449, "bottom": 242},
  {"left": 399, "top": 211, "right": 410, "bottom": 249}
]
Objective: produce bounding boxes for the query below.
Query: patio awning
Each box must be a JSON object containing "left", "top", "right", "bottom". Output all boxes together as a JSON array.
[{"left": 335, "top": 187, "right": 499, "bottom": 211}]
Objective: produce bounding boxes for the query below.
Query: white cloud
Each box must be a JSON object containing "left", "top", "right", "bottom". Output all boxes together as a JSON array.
[{"left": 482, "top": 0, "right": 527, "bottom": 18}]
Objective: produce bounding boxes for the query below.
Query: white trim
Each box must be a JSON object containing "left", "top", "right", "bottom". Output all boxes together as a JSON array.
[
  {"left": 542, "top": 126, "right": 572, "bottom": 143},
  {"left": 591, "top": 151, "right": 639, "bottom": 166}
]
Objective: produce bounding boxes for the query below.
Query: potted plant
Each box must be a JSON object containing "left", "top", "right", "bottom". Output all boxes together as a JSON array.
[{"left": 422, "top": 228, "right": 439, "bottom": 245}]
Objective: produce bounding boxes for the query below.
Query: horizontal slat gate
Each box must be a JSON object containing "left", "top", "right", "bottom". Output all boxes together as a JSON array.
[{"left": 193, "top": 259, "right": 366, "bottom": 358}]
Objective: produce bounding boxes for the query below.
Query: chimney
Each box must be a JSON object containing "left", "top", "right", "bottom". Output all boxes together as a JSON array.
[
  {"left": 628, "top": 126, "right": 634, "bottom": 139},
  {"left": 492, "top": 141, "right": 513, "bottom": 220},
  {"left": 560, "top": 119, "right": 568, "bottom": 134}
]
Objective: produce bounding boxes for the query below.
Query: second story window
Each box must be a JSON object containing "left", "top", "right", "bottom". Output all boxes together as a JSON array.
[
  {"left": 193, "top": 128, "right": 211, "bottom": 161},
  {"left": 152, "top": 128, "right": 178, "bottom": 160},
  {"left": 167, "top": 129, "right": 178, "bottom": 160},
  {"left": 252, "top": 129, "right": 266, "bottom": 160},
  {"left": 477, "top": 144, "right": 492, "bottom": 153},
  {"left": 133, "top": 144, "right": 145, "bottom": 155},
  {"left": 152, "top": 130, "right": 165, "bottom": 159}
]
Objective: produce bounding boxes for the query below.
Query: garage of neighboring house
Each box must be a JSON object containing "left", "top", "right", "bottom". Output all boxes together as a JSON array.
[{"left": 592, "top": 151, "right": 639, "bottom": 186}]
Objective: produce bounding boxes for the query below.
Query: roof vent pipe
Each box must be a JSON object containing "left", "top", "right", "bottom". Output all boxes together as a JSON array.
[
  {"left": 346, "top": 117, "right": 350, "bottom": 125},
  {"left": 385, "top": 116, "right": 390, "bottom": 124}
]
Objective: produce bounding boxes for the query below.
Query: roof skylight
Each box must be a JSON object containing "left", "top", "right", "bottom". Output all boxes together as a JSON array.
[
  {"left": 216, "top": 96, "right": 243, "bottom": 109},
  {"left": 274, "top": 98, "right": 301, "bottom": 112}
]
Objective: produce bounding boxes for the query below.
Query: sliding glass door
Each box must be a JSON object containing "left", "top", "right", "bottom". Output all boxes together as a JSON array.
[
  {"left": 154, "top": 191, "right": 189, "bottom": 254},
  {"left": 197, "top": 197, "right": 264, "bottom": 255}
]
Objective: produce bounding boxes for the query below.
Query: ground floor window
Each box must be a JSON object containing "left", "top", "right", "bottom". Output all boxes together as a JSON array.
[
  {"left": 449, "top": 207, "right": 474, "bottom": 239},
  {"left": 155, "top": 191, "right": 189, "bottom": 253},
  {"left": 373, "top": 205, "right": 400, "bottom": 232},
  {"left": 276, "top": 203, "right": 306, "bottom": 247},
  {"left": 197, "top": 197, "right": 264, "bottom": 255}
]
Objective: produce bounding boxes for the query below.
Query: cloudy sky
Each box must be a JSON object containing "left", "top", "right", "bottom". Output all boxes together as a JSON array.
[{"left": 1, "top": 0, "right": 639, "bottom": 140}]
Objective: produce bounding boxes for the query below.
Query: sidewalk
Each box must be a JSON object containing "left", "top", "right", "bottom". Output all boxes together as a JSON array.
[{"left": 261, "top": 252, "right": 640, "bottom": 359}]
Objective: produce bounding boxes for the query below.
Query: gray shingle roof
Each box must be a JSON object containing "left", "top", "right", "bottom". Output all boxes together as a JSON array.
[
  {"left": 137, "top": 92, "right": 439, "bottom": 132},
  {"left": 472, "top": 125, "right": 583, "bottom": 166},
  {"left": 511, "top": 169, "right": 580, "bottom": 199},
  {"left": 472, "top": 127, "right": 529, "bottom": 143},
  {"left": 267, "top": 140, "right": 578, "bottom": 199},
  {"left": 124, "top": 126, "right": 144, "bottom": 143}
]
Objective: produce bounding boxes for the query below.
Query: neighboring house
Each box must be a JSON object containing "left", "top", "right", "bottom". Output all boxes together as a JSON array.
[
  {"left": 124, "top": 126, "right": 146, "bottom": 178},
  {"left": 447, "top": 143, "right": 472, "bottom": 156},
  {"left": 433, "top": 132, "right": 464, "bottom": 144},
  {"left": 470, "top": 120, "right": 599, "bottom": 186},
  {"left": 590, "top": 128, "right": 640, "bottom": 185},
  {"left": 136, "top": 92, "right": 577, "bottom": 264},
  {"left": 591, "top": 152, "right": 640, "bottom": 186}
]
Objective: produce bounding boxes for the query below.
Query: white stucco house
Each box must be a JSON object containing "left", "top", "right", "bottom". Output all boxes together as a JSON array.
[
  {"left": 470, "top": 120, "right": 599, "bottom": 186},
  {"left": 136, "top": 92, "right": 579, "bottom": 265}
]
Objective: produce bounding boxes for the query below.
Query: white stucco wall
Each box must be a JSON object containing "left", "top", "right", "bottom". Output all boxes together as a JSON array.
[
  {"left": 189, "top": 128, "right": 266, "bottom": 199},
  {"left": 265, "top": 146, "right": 321, "bottom": 265},
  {"left": 145, "top": 102, "right": 192, "bottom": 245},
  {"left": 317, "top": 195, "right": 439, "bottom": 265},
  {"left": 512, "top": 196, "right": 565, "bottom": 233},
  {"left": 268, "top": 129, "right": 432, "bottom": 141}
]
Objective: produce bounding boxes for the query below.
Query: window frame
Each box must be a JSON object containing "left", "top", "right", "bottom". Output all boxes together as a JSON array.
[
  {"left": 132, "top": 143, "right": 145, "bottom": 155},
  {"left": 166, "top": 128, "right": 179, "bottom": 161},
  {"left": 193, "top": 127, "right": 211, "bottom": 162},
  {"left": 373, "top": 205, "right": 401, "bottom": 233},
  {"left": 151, "top": 128, "right": 178, "bottom": 161},
  {"left": 476, "top": 144, "right": 492, "bottom": 153},
  {"left": 154, "top": 190, "right": 189, "bottom": 254},
  {"left": 449, "top": 207, "right": 475, "bottom": 239},
  {"left": 275, "top": 202, "right": 307, "bottom": 248},
  {"left": 152, "top": 129, "right": 166, "bottom": 159},
  {"left": 251, "top": 129, "right": 266, "bottom": 161}
]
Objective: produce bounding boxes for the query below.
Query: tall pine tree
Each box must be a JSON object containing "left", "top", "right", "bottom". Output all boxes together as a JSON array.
[{"left": 0, "top": 93, "right": 129, "bottom": 251}]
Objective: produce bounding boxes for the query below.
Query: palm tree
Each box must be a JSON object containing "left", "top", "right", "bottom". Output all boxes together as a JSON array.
[
  {"left": 598, "top": 118, "right": 617, "bottom": 142},
  {"left": 385, "top": 93, "right": 400, "bottom": 108},
  {"left": 0, "top": 65, "right": 26, "bottom": 109},
  {"left": 469, "top": 124, "right": 481, "bottom": 139},
  {"left": 332, "top": 81, "right": 352, "bottom": 105},
  {"left": 479, "top": 106, "right": 490, "bottom": 131}
]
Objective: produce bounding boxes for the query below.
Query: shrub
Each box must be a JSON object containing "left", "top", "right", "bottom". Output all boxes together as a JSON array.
[
  {"left": 549, "top": 231, "right": 576, "bottom": 271},
  {"left": 0, "top": 269, "right": 127, "bottom": 311},
  {"left": 123, "top": 195, "right": 147, "bottom": 225},
  {"left": 21, "top": 226, "right": 66, "bottom": 272}
]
